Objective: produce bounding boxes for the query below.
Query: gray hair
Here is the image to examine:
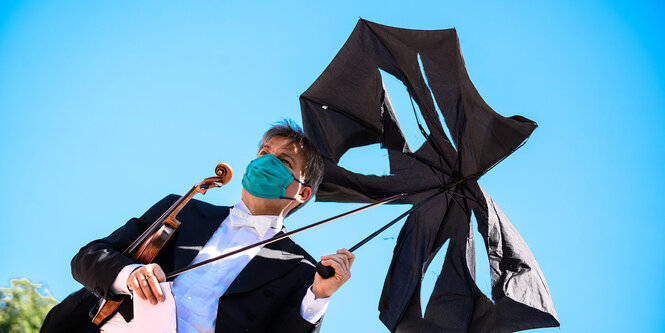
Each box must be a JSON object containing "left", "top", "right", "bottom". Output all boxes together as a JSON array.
[{"left": 259, "top": 119, "right": 324, "bottom": 197}]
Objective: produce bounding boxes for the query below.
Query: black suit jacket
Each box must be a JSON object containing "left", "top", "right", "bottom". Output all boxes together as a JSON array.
[{"left": 42, "top": 195, "right": 322, "bottom": 333}]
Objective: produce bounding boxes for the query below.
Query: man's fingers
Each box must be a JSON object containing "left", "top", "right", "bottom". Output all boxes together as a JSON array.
[
  {"left": 321, "top": 259, "right": 342, "bottom": 275},
  {"left": 321, "top": 250, "right": 355, "bottom": 275},
  {"left": 130, "top": 275, "right": 147, "bottom": 300},
  {"left": 320, "top": 254, "right": 334, "bottom": 261},
  {"left": 324, "top": 256, "right": 348, "bottom": 277},
  {"left": 138, "top": 272, "right": 158, "bottom": 305},
  {"left": 152, "top": 265, "right": 166, "bottom": 282},
  {"left": 125, "top": 264, "right": 167, "bottom": 304},
  {"left": 147, "top": 274, "right": 165, "bottom": 302},
  {"left": 312, "top": 250, "right": 355, "bottom": 299},
  {"left": 145, "top": 264, "right": 165, "bottom": 302},
  {"left": 331, "top": 254, "right": 350, "bottom": 273},
  {"left": 338, "top": 253, "right": 350, "bottom": 271},
  {"left": 322, "top": 254, "right": 348, "bottom": 271},
  {"left": 337, "top": 249, "right": 355, "bottom": 266},
  {"left": 327, "top": 254, "right": 348, "bottom": 273},
  {"left": 129, "top": 266, "right": 159, "bottom": 305}
]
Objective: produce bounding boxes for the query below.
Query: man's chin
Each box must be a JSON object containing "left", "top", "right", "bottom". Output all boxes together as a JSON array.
[{"left": 241, "top": 188, "right": 291, "bottom": 216}]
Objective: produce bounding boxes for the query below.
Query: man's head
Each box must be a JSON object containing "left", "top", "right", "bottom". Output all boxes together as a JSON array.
[{"left": 241, "top": 120, "right": 324, "bottom": 217}]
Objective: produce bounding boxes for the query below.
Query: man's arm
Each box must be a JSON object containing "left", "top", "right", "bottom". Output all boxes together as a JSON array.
[
  {"left": 300, "top": 286, "right": 330, "bottom": 324},
  {"left": 70, "top": 194, "right": 180, "bottom": 300},
  {"left": 272, "top": 270, "right": 323, "bottom": 333},
  {"left": 274, "top": 249, "right": 355, "bottom": 333}
]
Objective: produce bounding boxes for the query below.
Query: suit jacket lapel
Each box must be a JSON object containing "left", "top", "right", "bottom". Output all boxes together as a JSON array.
[
  {"left": 223, "top": 232, "right": 305, "bottom": 296},
  {"left": 171, "top": 201, "right": 231, "bottom": 273},
  {"left": 167, "top": 200, "right": 306, "bottom": 295}
]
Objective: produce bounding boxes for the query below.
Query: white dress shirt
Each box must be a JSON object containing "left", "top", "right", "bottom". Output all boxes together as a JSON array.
[{"left": 101, "top": 200, "right": 329, "bottom": 333}]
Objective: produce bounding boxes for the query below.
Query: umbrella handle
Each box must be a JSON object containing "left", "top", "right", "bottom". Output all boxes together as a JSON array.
[{"left": 315, "top": 261, "right": 336, "bottom": 279}]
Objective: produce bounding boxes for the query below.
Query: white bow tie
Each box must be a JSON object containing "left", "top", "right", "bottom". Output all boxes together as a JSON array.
[{"left": 228, "top": 205, "right": 282, "bottom": 238}]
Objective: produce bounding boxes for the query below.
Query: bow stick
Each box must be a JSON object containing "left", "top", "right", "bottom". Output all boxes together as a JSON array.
[{"left": 165, "top": 193, "right": 405, "bottom": 279}]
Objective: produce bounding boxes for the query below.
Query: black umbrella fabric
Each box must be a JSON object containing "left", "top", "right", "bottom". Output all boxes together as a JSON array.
[{"left": 300, "top": 19, "right": 559, "bottom": 332}]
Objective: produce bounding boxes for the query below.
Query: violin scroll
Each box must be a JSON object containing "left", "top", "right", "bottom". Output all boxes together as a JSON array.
[{"left": 215, "top": 163, "right": 233, "bottom": 185}]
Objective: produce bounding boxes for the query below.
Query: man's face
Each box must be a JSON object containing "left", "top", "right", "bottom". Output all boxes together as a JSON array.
[
  {"left": 256, "top": 136, "right": 306, "bottom": 185},
  {"left": 241, "top": 136, "right": 312, "bottom": 216}
]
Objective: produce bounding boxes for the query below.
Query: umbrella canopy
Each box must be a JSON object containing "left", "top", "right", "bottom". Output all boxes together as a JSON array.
[{"left": 301, "top": 19, "right": 558, "bottom": 332}]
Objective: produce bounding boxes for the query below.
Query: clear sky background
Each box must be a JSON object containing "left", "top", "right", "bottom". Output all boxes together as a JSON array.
[{"left": 1, "top": 1, "right": 663, "bottom": 332}]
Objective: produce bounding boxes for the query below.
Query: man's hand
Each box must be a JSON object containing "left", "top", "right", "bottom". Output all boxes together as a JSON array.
[
  {"left": 127, "top": 263, "right": 166, "bottom": 305},
  {"left": 312, "top": 249, "right": 355, "bottom": 299}
]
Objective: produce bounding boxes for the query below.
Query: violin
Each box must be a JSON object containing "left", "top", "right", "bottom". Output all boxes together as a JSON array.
[{"left": 90, "top": 163, "right": 233, "bottom": 325}]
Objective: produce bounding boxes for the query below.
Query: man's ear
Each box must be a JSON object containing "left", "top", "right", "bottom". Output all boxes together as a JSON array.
[{"left": 296, "top": 186, "right": 312, "bottom": 203}]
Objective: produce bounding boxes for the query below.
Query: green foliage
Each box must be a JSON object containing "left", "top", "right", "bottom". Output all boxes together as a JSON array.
[{"left": 0, "top": 279, "right": 59, "bottom": 333}]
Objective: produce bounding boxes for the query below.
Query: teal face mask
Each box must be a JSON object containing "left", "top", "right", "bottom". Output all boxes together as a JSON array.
[{"left": 241, "top": 154, "right": 306, "bottom": 200}]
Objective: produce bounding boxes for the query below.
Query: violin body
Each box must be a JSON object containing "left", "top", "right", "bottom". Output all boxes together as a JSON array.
[
  {"left": 132, "top": 217, "right": 180, "bottom": 263},
  {"left": 90, "top": 163, "right": 232, "bottom": 326}
]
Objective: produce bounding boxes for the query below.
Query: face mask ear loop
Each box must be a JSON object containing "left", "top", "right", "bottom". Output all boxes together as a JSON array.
[
  {"left": 293, "top": 175, "right": 309, "bottom": 187},
  {"left": 280, "top": 177, "right": 308, "bottom": 201}
]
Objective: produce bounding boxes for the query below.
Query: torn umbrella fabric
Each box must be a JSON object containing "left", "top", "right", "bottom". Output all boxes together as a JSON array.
[{"left": 300, "top": 19, "right": 559, "bottom": 332}]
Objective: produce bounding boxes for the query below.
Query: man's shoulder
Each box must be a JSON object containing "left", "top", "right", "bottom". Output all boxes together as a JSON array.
[
  {"left": 156, "top": 194, "right": 232, "bottom": 219},
  {"left": 160, "top": 193, "right": 231, "bottom": 208},
  {"left": 189, "top": 196, "right": 232, "bottom": 213}
]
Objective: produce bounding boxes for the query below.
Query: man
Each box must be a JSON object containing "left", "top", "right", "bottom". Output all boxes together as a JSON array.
[{"left": 42, "top": 120, "right": 354, "bottom": 333}]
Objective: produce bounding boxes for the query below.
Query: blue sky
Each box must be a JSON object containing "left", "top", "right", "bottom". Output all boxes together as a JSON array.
[{"left": 1, "top": 1, "right": 663, "bottom": 332}]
